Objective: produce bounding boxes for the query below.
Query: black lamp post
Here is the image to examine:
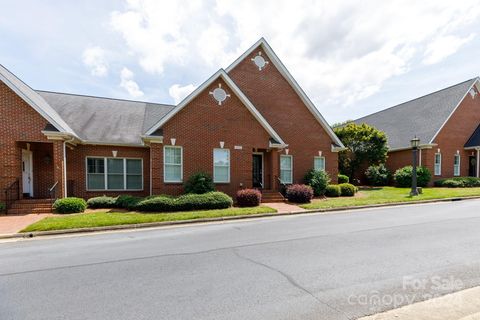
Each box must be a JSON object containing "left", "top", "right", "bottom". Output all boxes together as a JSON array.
[{"left": 410, "top": 137, "right": 420, "bottom": 196}]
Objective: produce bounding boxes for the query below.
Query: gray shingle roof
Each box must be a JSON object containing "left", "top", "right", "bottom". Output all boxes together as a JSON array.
[
  {"left": 353, "top": 78, "right": 477, "bottom": 150},
  {"left": 37, "top": 91, "right": 175, "bottom": 145},
  {"left": 465, "top": 124, "right": 480, "bottom": 148}
]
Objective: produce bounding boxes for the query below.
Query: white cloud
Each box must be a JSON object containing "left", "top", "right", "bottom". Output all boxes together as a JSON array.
[
  {"left": 423, "top": 34, "right": 475, "bottom": 65},
  {"left": 169, "top": 84, "right": 196, "bottom": 104},
  {"left": 109, "top": 0, "right": 480, "bottom": 109},
  {"left": 120, "top": 67, "right": 144, "bottom": 98},
  {"left": 82, "top": 46, "right": 108, "bottom": 77}
]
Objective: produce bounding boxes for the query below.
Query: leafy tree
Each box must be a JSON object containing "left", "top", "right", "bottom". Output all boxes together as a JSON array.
[{"left": 334, "top": 123, "right": 388, "bottom": 180}]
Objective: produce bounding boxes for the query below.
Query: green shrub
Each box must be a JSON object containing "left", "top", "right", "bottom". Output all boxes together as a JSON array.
[
  {"left": 184, "top": 172, "right": 215, "bottom": 194},
  {"left": 86, "top": 196, "right": 117, "bottom": 209},
  {"left": 53, "top": 197, "right": 87, "bottom": 214},
  {"left": 365, "top": 164, "right": 391, "bottom": 186},
  {"left": 434, "top": 177, "right": 480, "bottom": 188},
  {"left": 0, "top": 202, "right": 5, "bottom": 212},
  {"left": 236, "top": 189, "right": 262, "bottom": 207},
  {"left": 286, "top": 184, "right": 314, "bottom": 203},
  {"left": 394, "top": 166, "right": 431, "bottom": 188},
  {"left": 115, "top": 195, "right": 142, "bottom": 210},
  {"left": 304, "top": 169, "right": 330, "bottom": 196},
  {"left": 135, "top": 192, "right": 232, "bottom": 212},
  {"left": 325, "top": 185, "right": 341, "bottom": 197},
  {"left": 339, "top": 183, "right": 356, "bottom": 197},
  {"left": 338, "top": 174, "right": 349, "bottom": 184}
]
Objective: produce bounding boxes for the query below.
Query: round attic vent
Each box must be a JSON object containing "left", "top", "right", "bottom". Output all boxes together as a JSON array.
[
  {"left": 209, "top": 84, "right": 231, "bottom": 105},
  {"left": 251, "top": 52, "right": 269, "bottom": 70}
]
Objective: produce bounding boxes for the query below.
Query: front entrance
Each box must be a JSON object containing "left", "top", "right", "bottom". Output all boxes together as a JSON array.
[
  {"left": 22, "top": 149, "right": 33, "bottom": 197},
  {"left": 469, "top": 156, "right": 477, "bottom": 177},
  {"left": 252, "top": 153, "right": 263, "bottom": 188}
]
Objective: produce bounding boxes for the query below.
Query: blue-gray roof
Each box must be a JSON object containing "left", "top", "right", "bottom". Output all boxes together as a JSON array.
[
  {"left": 465, "top": 124, "right": 480, "bottom": 148},
  {"left": 353, "top": 78, "right": 477, "bottom": 150},
  {"left": 37, "top": 91, "right": 175, "bottom": 145}
]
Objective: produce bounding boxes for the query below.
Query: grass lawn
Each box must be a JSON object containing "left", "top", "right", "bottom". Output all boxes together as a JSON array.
[
  {"left": 301, "top": 187, "right": 480, "bottom": 210},
  {"left": 21, "top": 206, "right": 276, "bottom": 233}
]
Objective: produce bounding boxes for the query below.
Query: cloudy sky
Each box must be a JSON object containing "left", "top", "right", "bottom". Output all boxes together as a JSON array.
[{"left": 1, "top": 0, "right": 480, "bottom": 124}]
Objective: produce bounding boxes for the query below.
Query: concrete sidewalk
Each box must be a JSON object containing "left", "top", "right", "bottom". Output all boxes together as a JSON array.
[
  {"left": 360, "top": 286, "right": 480, "bottom": 320},
  {"left": 0, "top": 213, "right": 52, "bottom": 235}
]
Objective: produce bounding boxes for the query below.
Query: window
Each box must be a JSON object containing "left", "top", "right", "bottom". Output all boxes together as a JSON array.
[
  {"left": 280, "top": 155, "right": 293, "bottom": 184},
  {"left": 314, "top": 156, "right": 325, "bottom": 171},
  {"left": 164, "top": 146, "right": 183, "bottom": 182},
  {"left": 434, "top": 153, "right": 442, "bottom": 176},
  {"left": 454, "top": 154, "right": 460, "bottom": 177},
  {"left": 86, "top": 157, "right": 143, "bottom": 190},
  {"left": 213, "top": 149, "right": 230, "bottom": 183}
]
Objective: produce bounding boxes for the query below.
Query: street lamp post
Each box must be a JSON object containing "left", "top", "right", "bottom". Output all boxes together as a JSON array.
[{"left": 410, "top": 137, "right": 420, "bottom": 196}]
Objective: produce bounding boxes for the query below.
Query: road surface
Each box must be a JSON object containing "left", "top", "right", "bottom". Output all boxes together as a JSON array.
[{"left": 2, "top": 199, "right": 480, "bottom": 319}]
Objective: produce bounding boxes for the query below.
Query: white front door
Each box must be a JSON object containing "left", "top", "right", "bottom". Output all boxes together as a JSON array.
[{"left": 22, "top": 149, "right": 33, "bottom": 197}]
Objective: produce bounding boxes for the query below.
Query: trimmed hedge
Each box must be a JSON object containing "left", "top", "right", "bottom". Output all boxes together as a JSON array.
[
  {"left": 338, "top": 174, "right": 349, "bottom": 184},
  {"left": 87, "top": 196, "right": 117, "bottom": 209},
  {"left": 135, "top": 192, "right": 233, "bottom": 212},
  {"left": 304, "top": 169, "right": 330, "bottom": 196},
  {"left": 285, "top": 184, "right": 314, "bottom": 203},
  {"left": 236, "top": 189, "right": 262, "bottom": 207},
  {"left": 339, "top": 183, "right": 356, "bottom": 197},
  {"left": 184, "top": 172, "right": 215, "bottom": 194},
  {"left": 53, "top": 197, "right": 87, "bottom": 214},
  {"left": 325, "top": 185, "right": 341, "bottom": 197},
  {"left": 434, "top": 177, "right": 480, "bottom": 188},
  {"left": 365, "top": 164, "right": 391, "bottom": 186},
  {"left": 116, "top": 195, "right": 142, "bottom": 210},
  {"left": 394, "top": 166, "right": 431, "bottom": 188}
]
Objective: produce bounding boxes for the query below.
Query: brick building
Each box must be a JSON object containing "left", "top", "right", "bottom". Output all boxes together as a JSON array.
[
  {"left": 354, "top": 78, "right": 480, "bottom": 182},
  {"left": 0, "top": 38, "right": 344, "bottom": 205}
]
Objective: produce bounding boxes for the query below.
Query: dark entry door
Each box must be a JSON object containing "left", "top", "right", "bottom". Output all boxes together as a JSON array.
[
  {"left": 252, "top": 154, "right": 263, "bottom": 188},
  {"left": 469, "top": 156, "right": 477, "bottom": 177}
]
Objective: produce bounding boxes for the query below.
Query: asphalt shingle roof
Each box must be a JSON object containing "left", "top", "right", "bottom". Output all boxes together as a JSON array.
[
  {"left": 353, "top": 78, "right": 477, "bottom": 150},
  {"left": 37, "top": 91, "right": 175, "bottom": 145},
  {"left": 465, "top": 124, "right": 480, "bottom": 148}
]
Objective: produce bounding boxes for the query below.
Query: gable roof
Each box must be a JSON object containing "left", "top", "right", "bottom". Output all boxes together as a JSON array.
[
  {"left": 465, "top": 124, "right": 480, "bottom": 149},
  {"left": 353, "top": 78, "right": 479, "bottom": 150},
  {"left": 0, "top": 64, "right": 77, "bottom": 136},
  {"left": 145, "top": 69, "right": 287, "bottom": 147},
  {"left": 226, "top": 38, "right": 345, "bottom": 149},
  {"left": 38, "top": 91, "right": 174, "bottom": 146}
]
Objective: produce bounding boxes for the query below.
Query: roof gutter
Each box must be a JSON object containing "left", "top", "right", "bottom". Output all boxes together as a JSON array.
[{"left": 388, "top": 143, "right": 437, "bottom": 152}]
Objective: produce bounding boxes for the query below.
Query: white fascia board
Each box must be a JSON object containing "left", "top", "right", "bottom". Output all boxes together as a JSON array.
[
  {"left": 0, "top": 64, "right": 78, "bottom": 137},
  {"left": 429, "top": 77, "right": 479, "bottom": 144},
  {"left": 81, "top": 140, "right": 148, "bottom": 148},
  {"left": 388, "top": 143, "right": 437, "bottom": 152},
  {"left": 225, "top": 38, "right": 345, "bottom": 149},
  {"left": 145, "top": 69, "right": 286, "bottom": 147}
]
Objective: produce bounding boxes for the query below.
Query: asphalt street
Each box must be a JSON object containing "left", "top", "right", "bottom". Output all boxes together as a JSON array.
[{"left": 2, "top": 199, "right": 480, "bottom": 319}]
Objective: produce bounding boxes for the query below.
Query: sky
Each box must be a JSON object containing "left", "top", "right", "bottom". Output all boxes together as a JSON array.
[{"left": 1, "top": 0, "right": 480, "bottom": 124}]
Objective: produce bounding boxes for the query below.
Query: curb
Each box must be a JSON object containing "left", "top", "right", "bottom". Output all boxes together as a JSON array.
[{"left": 3, "top": 195, "right": 480, "bottom": 240}]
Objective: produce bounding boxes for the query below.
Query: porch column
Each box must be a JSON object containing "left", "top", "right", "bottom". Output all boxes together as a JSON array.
[
  {"left": 477, "top": 149, "right": 480, "bottom": 178},
  {"left": 271, "top": 150, "right": 279, "bottom": 191},
  {"left": 52, "top": 140, "right": 66, "bottom": 198}
]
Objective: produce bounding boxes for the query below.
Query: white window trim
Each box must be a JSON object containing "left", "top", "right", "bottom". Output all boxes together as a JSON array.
[
  {"left": 213, "top": 148, "right": 230, "bottom": 183},
  {"left": 280, "top": 154, "right": 293, "bottom": 184},
  {"left": 454, "top": 154, "right": 461, "bottom": 177},
  {"left": 86, "top": 157, "right": 144, "bottom": 191},
  {"left": 434, "top": 153, "right": 442, "bottom": 176},
  {"left": 314, "top": 156, "right": 326, "bottom": 171},
  {"left": 164, "top": 145, "right": 183, "bottom": 183}
]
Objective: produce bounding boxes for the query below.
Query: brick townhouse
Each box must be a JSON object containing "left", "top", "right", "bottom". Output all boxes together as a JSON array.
[
  {"left": 0, "top": 38, "right": 345, "bottom": 210},
  {"left": 354, "top": 78, "right": 480, "bottom": 182}
]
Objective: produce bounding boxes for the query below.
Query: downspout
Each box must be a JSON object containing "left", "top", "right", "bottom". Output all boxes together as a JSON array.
[
  {"left": 63, "top": 137, "right": 75, "bottom": 198},
  {"left": 477, "top": 148, "right": 480, "bottom": 178},
  {"left": 419, "top": 148, "right": 422, "bottom": 167},
  {"left": 149, "top": 145, "right": 153, "bottom": 196}
]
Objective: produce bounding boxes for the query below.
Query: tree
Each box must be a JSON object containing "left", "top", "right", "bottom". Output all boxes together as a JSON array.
[{"left": 334, "top": 123, "right": 388, "bottom": 180}]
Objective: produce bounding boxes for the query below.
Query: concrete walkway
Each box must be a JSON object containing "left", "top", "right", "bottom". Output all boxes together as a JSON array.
[
  {"left": 262, "top": 202, "right": 306, "bottom": 213},
  {"left": 0, "top": 213, "right": 52, "bottom": 235},
  {"left": 359, "top": 286, "right": 480, "bottom": 320}
]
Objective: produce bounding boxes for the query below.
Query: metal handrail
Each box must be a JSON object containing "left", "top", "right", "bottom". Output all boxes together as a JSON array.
[
  {"left": 4, "top": 179, "right": 20, "bottom": 214},
  {"left": 48, "top": 181, "right": 59, "bottom": 209}
]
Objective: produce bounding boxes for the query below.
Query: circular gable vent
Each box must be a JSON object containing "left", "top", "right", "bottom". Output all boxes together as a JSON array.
[
  {"left": 209, "top": 84, "right": 231, "bottom": 105},
  {"left": 251, "top": 52, "right": 269, "bottom": 70}
]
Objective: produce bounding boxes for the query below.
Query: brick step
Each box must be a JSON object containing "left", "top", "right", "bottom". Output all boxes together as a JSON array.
[
  {"left": 7, "top": 208, "right": 52, "bottom": 215},
  {"left": 10, "top": 203, "right": 53, "bottom": 209},
  {"left": 261, "top": 191, "right": 285, "bottom": 203},
  {"left": 15, "top": 199, "right": 53, "bottom": 205}
]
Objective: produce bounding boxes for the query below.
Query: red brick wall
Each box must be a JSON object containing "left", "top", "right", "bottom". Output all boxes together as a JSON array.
[
  {"left": 66, "top": 145, "right": 150, "bottom": 199},
  {"left": 386, "top": 86, "right": 480, "bottom": 183},
  {"left": 228, "top": 46, "right": 339, "bottom": 183},
  {"left": 151, "top": 77, "right": 272, "bottom": 196},
  {"left": 0, "top": 81, "right": 51, "bottom": 200}
]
